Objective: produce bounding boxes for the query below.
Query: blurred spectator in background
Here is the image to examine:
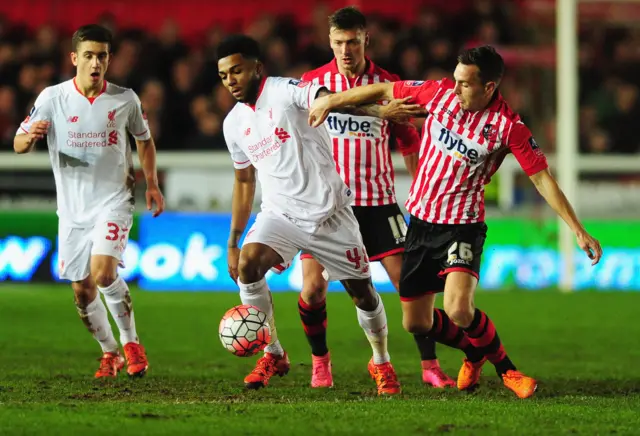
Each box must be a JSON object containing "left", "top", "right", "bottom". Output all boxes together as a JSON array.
[{"left": 0, "top": 0, "right": 638, "bottom": 157}]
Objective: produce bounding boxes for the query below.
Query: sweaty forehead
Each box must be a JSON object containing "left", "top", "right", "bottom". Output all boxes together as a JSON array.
[
  {"left": 77, "top": 41, "right": 109, "bottom": 54},
  {"left": 329, "top": 28, "right": 365, "bottom": 42},
  {"left": 454, "top": 64, "right": 481, "bottom": 83},
  {"left": 218, "top": 54, "right": 250, "bottom": 72}
]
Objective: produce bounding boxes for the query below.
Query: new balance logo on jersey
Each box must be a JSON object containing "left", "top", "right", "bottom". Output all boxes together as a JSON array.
[
  {"left": 439, "top": 127, "right": 479, "bottom": 164},
  {"left": 326, "top": 115, "right": 374, "bottom": 138},
  {"left": 274, "top": 127, "right": 290, "bottom": 143},
  {"left": 67, "top": 116, "right": 79, "bottom": 123},
  {"left": 107, "top": 109, "right": 116, "bottom": 128}
]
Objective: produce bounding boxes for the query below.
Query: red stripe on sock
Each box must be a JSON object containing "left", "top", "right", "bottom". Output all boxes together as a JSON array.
[
  {"left": 486, "top": 344, "right": 507, "bottom": 364},
  {"left": 298, "top": 296, "right": 326, "bottom": 311},
  {"left": 468, "top": 315, "right": 496, "bottom": 348},
  {"left": 467, "top": 311, "right": 488, "bottom": 338},
  {"left": 302, "top": 322, "right": 327, "bottom": 336}
]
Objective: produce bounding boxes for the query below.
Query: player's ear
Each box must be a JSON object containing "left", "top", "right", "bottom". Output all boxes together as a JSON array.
[
  {"left": 255, "top": 60, "right": 264, "bottom": 77},
  {"left": 365, "top": 32, "right": 370, "bottom": 47},
  {"left": 484, "top": 81, "right": 496, "bottom": 96},
  {"left": 70, "top": 51, "right": 78, "bottom": 67}
]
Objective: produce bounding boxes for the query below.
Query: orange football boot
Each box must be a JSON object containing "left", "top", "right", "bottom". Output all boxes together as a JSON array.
[
  {"left": 502, "top": 370, "right": 538, "bottom": 398},
  {"left": 95, "top": 351, "right": 125, "bottom": 378},
  {"left": 457, "top": 357, "right": 486, "bottom": 391},
  {"left": 367, "top": 358, "right": 401, "bottom": 395},
  {"left": 244, "top": 352, "right": 291, "bottom": 389},
  {"left": 123, "top": 343, "right": 149, "bottom": 378}
]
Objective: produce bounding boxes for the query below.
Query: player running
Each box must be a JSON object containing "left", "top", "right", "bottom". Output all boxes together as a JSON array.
[
  {"left": 309, "top": 45, "right": 602, "bottom": 398},
  {"left": 13, "top": 25, "right": 164, "bottom": 379},
  {"left": 218, "top": 35, "right": 400, "bottom": 395},
  {"left": 296, "top": 6, "right": 453, "bottom": 389}
]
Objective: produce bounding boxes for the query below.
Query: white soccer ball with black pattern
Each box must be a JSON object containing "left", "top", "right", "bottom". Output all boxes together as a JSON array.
[{"left": 219, "top": 305, "right": 271, "bottom": 357}]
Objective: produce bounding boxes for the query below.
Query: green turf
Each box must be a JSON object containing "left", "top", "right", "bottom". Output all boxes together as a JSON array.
[{"left": 1, "top": 285, "right": 640, "bottom": 435}]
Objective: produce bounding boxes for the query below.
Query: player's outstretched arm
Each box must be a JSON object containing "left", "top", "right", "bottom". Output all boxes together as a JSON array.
[
  {"left": 309, "top": 83, "right": 396, "bottom": 127},
  {"left": 135, "top": 138, "right": 165, "bottom": 217},
  {"left": 529, "top": 168, "right": 603, "bottom": 265},
  {"left": 13, "top": 121, "right": 50, "bottom": 154},
  {"left": 227, "top": 166, "right": 256, "bottom": 282}
]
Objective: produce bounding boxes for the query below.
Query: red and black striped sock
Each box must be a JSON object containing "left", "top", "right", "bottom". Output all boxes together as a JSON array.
[
  {"left": 464, "top": 309, "right": 516, "bottom": 375},
  {"left": 298, "top": 296, "right": 328, "bottom": 357},
  {"left": 428, "top": 308, "right": 483, "bottom": 362}
]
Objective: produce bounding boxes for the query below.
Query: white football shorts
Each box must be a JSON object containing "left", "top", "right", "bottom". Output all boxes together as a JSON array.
[
  {"left": 244, "top": 206, "right": 371, "bottom": 282},
  {"left": 58, "top": 214, "right": 133, "bottom": 281}
]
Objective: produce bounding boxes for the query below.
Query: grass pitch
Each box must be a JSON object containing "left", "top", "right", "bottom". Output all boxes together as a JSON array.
[{"left": 1, "top": 284, "right": 640, "bottom": 435}]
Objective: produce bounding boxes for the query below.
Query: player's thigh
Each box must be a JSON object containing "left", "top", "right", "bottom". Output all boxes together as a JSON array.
[
  {"left": 90, "top": 215, "right": 132, "bottom": 284},
  {"left": 307, "top": 206, "right": 370, "bottom": 282},
  {"left": 352, "top": 203, "right": 407, "bottom": 262},
  {"left": 300, "top": 255, "right": 328, "bottom": 304},
  {"left": 380, "top": 253, "right": 403, "bottom": 291},
  {"left": 58, "top": 223, "right": 92, "bottom": 283},
  {"left": 437, "top": 222, "right": 487, "bottom": 319},
  {"left": 241, "top": 211, "right": 306, "bottom": 273},
  {"left": 398, "top": 217, "right": 445, "bottom": 301}
]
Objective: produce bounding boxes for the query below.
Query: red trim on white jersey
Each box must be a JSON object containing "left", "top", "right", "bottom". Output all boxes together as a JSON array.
[
  {"left": 73, "top": 77, "right": 107, "bottom": 104},
  {"left": 302, "top": 59, "right": 420, "bottom": 207},
  {"left": 246, "top": 77, "right": 267, "bottom": 112}
]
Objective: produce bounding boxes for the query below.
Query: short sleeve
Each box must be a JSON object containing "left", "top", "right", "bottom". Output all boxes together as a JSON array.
[
  {"left": 223, "top": 118, "right": 251, "bottom": 169},
  {"left": 507, "top": 121, "right": 548, "bottom": 176},
  {"left": 392, "top": 80, "right": 440, "bottom": 106},
  {"left": 17, "top": 88, "right": 54, "bottom": 135},
  {"left": 279, "top": 78, "right": 325, "bottom": 110},
  {"left": 127, "top": 91, "right": 151, "bottom": 140}
]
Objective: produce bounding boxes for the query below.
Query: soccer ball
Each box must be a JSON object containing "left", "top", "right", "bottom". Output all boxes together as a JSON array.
[{"left": 219, "top": 305, "right": 271, "bottom": 357}]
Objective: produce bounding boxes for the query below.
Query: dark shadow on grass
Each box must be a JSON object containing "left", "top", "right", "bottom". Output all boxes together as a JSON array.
[{"left": 533, "top": 378, "right": 640, "bottom": 398}]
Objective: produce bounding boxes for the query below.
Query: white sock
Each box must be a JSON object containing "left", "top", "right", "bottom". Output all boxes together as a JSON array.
[
  {"left": 77, "top": 294, "right": 118, "bottom": 353},
  {"left": 98, "top": 276, "right": 139, "bottom": 345},
  {"left": 238, "top": 278, "right": 284, "bottom": 356},
  {"left": 356, "top": 293, "right": 390, "bottom": 364}
]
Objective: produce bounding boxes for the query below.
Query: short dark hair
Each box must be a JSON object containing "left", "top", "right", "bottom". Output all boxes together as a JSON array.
[
  {"left": 217, "top": 35, "right": 262, "bottom": 61},
  {"left": 457, "top": 45, "right": 504, "bottom": 84},
  {"left": 328, "top": 6, "right": 367, "bottom": 30},
  {"left": 72, "top": 24, "right": 113, "bottom": 52}
]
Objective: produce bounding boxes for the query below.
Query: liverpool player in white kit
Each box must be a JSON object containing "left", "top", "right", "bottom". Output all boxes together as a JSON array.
[
  {"left": 297, "top": 6, "right": 454, "bottom": 389},
  {"left": 218, "top": 35, "right": 400, "bottom": 395},
  {"left": 310, "top": 46, "right": 602, "bottom": 398},
  {"left": 13, "top": 25, "right": 164, "bottom": 378}
]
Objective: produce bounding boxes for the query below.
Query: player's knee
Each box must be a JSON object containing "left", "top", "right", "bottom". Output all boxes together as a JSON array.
[
  {"left": 237, "top": 254, "right": 263, "bottom": 284},
  {"left": 301, "top": 278, "right": 327, "bottom": 305},
  {"left": 94, "top": 270, "right": 117, "bottom": 288},
  {"left": 402, "top": 314, "right": 433, "bottom": 335},
  {"left": 445, "top": 305, "right": 474, "bottom": 329}
]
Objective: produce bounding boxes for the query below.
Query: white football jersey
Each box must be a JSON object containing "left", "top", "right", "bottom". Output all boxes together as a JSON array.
[
  {"left": 18, "top": 79, "right": 151, "bottom": 227},
  {"left": 223, "top": 76, "right": 352, "bottom": 225}
]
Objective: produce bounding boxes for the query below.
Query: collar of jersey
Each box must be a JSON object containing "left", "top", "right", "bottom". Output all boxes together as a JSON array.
[
  {"left": 73, "top": 77, "right": 108, "bottom": 105},
  {"left": 329, "top": 57, "right": 376, "bottom": 77},
  {"left": 245, "top": 76, "right": 268, "bottom": 111}
]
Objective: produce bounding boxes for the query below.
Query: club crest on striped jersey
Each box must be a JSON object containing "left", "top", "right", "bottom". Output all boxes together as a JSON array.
[{"left": 482, "top": 123, "right": 499, "bottom": 142}]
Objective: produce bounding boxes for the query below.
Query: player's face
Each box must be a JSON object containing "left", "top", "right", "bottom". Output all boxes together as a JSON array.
[
  {"left": 329, "top": 27, "right": 368, "bottom": 73},
  {"left": 71, "top": 41, "right": 110, "bottom": 86},
  {"left": 453, "top": 63, "right": 496, "bottom": 112},
  {"left": 218, "top": 54, "right": 263, "bottom": 103}
]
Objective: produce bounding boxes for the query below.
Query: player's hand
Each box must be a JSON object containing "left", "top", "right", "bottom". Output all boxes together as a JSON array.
[
  {"left": 146, "top": 184, "right": 165, "bottom": 218},
  {"left": 381, "top": 97, "right": 427, "bottom": 124},
  {"left": 576, "top": 230, "right": 603, "bottom": 265},
  {"left": 308, "top": 95, "right": 333, "bottom": 127},
  {"left": 28, "top": 121, "right": 50, "bottom": 142},
  {"left": 227, "top": 247, "right": 241, "bottom": 283}
]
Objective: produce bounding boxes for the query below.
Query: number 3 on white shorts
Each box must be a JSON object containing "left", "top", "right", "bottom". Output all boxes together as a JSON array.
[{"left": 448, "top": 241, "right": 474, "bottom": 262}]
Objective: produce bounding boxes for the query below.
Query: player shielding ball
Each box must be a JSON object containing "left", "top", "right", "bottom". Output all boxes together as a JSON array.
[
  {"left": 309, "top": 45, "right": 602, "bottom": 398},
  {"left": 14, "top": 25, "right": 165, "bottom": 378},
  {"left": 218, "top": 35, "right": 401, "bottom": 395},
  {"left": 296, "top": 6, "right": 453, "bottom": 389}
]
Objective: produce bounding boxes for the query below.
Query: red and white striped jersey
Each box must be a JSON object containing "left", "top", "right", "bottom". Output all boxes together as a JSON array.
[
  {"left": 302, "top": 59, "right": 420, "bottom": 207},
  {"left": 393, "top": 78, "right": 548, "bottom": 224}
]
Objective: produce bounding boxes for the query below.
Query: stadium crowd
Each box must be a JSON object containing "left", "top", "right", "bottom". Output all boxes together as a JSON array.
[{"left": 1, "top": 1, "right": 639, "bottom": 154}]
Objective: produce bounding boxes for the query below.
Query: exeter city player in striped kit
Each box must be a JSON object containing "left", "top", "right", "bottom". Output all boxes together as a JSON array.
[
  {"left": 309, "top": 45, "right": 603, "bottom": 398},
  {"left": 292, "top": 6, "right": 453, "bottom": 389},
  {"left": 13, "top": 25, "right": 164, "bottom": 379}
]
